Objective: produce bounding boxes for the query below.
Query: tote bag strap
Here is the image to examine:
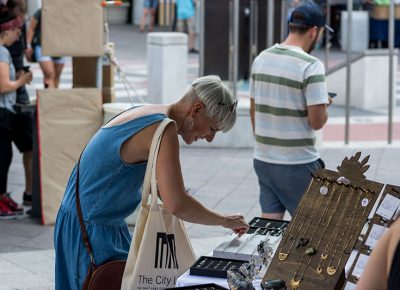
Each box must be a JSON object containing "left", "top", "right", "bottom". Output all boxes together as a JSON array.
[{"left": 141, "top": 118, "right": 174, "bottom": 206}]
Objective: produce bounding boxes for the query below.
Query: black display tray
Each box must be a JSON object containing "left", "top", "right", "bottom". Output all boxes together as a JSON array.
[
  {"left": 247, "top": 217, "right": 289, "bottom": 236},
  {"left": 167, "top": 283, "right": 228, "bottom": 290},
  {"left": 189, "top": 256, "right": 247, "bottom": 279}
]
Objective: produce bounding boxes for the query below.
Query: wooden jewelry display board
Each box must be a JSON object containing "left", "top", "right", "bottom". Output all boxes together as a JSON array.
[
  {"left": 343, "top": 184, "right": 400, "bottom": 290},
  {"left": 262, "top": 152, "right": 384, "bottom": 290}
]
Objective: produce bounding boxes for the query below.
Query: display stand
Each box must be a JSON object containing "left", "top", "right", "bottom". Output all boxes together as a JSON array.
[
  {"left": 263, "top": 152, "right": 383, "bottom": 290},
  {"left": 343, "top": 184, "right": 400, "bottom": 290}
]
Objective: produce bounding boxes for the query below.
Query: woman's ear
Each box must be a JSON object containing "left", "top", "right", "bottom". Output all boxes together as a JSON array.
[{"left": 190, "top": 102, "right": 205, "bottom": 117}]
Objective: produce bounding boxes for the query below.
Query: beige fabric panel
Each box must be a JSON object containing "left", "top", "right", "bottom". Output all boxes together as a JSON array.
[
  {"left": 42, "top": 0, "right": 103, "bottom": 56},
  {"left": 37, "top": 89, "right": 103, "bottom": 225}
]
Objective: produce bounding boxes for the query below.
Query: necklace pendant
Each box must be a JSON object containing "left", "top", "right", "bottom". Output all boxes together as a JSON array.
[
  {"left": 290, "top": 278, "right": 301, "bottom": 289},
  {"left": 279, "top": 252, "right": 288, "bottom": 261},
  {"left": 316, "top": 266, "right": 323, "bottom": 274},
  {"left": 305, "top": 246, "right": 317, "bottom": 256},
  {"left": 327, "top": 266, "right": 336, "bottom": 275}
]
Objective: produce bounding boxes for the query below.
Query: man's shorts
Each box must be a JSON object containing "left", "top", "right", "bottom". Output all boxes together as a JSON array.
[
  {"left": 177, "top": 18, "right": 195, "bottom": 34},
  {"left": 254, "top": 158, "right": 324, "bottom": 216},
  {"left": 0, "top": 108, "right": 33, "bottom": 153},
  {"left": 34, "top": 45, "right": 65, "bottom": 64},
  {"left": 143, "top": 0, "right": 158, "bottom": 9}
]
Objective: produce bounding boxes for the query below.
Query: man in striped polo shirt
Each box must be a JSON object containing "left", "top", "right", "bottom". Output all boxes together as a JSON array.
[{"left": 250, "top": 1, "right": 333, "bottom": 220}]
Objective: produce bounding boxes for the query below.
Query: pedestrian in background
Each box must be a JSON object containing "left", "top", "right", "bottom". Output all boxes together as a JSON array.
[
  {"left": 0, "top": 12, "right": 33, "bottom": 219},
  {"left": 4, "top": 0, "right": 33, "bottom": 208},
  {"left": 176, "top": 0, "right": 198, "bottom": 53},
  {"left": 25, "top": 8, "right": 64, "bottom": 88},
  {"left": 139, "top": 0, "right": 158, "bottom": 32},
  {"left": 249, "top": 1, "right": 333, "bottom": 220}
]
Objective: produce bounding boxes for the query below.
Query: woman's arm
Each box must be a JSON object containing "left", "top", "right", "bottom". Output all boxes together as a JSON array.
[
  {"left": 0, "top": 63, "right": 32, "bottom": 94},
  {"left": 156, "top": 122, "right": 249, "bottom": 232},
  {"left": 356, "top": 227, "right": 390, "bottom": 290},
  {"left": 356, "top": 218, "right": 400, "bottom": 290},
  {"left": 25, "top": 16, "right": 38, "bottom": 61}
]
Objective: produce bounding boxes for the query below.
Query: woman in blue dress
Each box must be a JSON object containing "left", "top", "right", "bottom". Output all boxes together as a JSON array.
[{"left": 54, "top": 75, "right": 249, "bottom": 289}]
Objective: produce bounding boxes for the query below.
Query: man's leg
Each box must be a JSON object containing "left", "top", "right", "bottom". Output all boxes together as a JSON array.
[
  {"left": 254, "top": 159, "right": 285, "bottom": 220},
  {"left": 0, "top": 109, "right": 17, "bottom": 218},
  {"left": 0, "top": 110, "right": 13, "bottom": 196},
  {"left": 13, "top": 111, "right": 33, "bottom": 206},
  {"left": 271, "top": 159, "right": 324, "bottom": 216}
]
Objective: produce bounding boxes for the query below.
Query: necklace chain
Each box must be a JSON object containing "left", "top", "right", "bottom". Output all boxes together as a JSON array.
[
  {"left": 290, "top": 182, "right": 347, "bottom": 289},
  {"left": 327, "top": 190, "right": 370, "bottom": 275},
  {"left": 315, "top": 187, "right": 359, "bottom": 274},
  {"left": 278, "top": 179, "right": 322, "bottom": 261}
]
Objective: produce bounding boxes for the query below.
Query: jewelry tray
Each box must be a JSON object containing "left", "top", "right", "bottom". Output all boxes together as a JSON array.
[
  {"left": 189, "top": 256, "right": 247, "bottom": 279},
  {"left": 167, "top": 283, "right": 228, "bottom": 290},
  {"left": 213, "top": 218, "right": 289, "bottom": 262},
  {"left": 248, "top": 217, "right": 289, "bottom": 235}
]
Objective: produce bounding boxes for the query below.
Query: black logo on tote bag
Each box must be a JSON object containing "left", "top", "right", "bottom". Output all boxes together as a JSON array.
[{"left": 154, "top": 233, "right": 179, "bottom": 269}]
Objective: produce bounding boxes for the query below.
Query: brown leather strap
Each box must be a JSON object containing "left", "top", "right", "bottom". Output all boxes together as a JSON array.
[{"left": 76, "top": 151, "right": 97, "bottom": 269}]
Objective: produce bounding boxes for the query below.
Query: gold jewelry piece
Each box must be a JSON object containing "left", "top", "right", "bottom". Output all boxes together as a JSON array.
[
  {"left": 290, "top": 278, "right": 301, "bottom": 289},
  {"left": 278, "top": 179, "right": 324, "bottom": 260},
  {"left": 288, "top": 180, "right": 339, "bottom": 287},
  {"left": 327, "top": 266, "right": 336, "bottom": 275},
  {"left": 327, "top": 189, "right": 371, "bottom": 275},
  {"left": 315, "top": 186, "right": 357, "bottom": 274}
]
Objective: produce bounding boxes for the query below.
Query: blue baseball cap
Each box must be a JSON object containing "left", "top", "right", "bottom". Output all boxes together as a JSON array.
[{"left": 289, "top": 1, "right": 334, "bottom": 32}]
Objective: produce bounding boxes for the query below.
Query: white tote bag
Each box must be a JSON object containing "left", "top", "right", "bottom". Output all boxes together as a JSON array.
[{"left": 121, "top": 118, "right": 196, "bottom": 290}]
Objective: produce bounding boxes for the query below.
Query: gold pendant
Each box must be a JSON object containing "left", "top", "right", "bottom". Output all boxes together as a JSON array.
[
  {"left": 327, "top": 266, "right": 336, "bottom": 275},
  {"left": 316, "top": 266, "right": 323, "bottom": 274},
  {"left": 321, "top": 253, "right": 328, "bottom": 260},
  {"left": 290, "top": 278, "right": 301, "bottom": 289},
  {"left": 279, "top": 252, "right": 288, "bottom": 261}
]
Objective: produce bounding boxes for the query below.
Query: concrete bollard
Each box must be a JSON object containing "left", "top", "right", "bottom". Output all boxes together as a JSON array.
[{"left": 147, "top": 32, "right": 188, "bottom": 104}]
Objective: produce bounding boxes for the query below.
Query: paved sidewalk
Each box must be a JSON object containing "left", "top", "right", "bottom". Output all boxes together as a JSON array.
[{"left": 1, "top": 24, "right": 400, "bottom": 289}]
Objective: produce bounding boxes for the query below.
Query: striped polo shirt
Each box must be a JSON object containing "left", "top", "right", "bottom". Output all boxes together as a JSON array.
[{"left": 250, "top": 43, "right": 329, "bottom": 165}]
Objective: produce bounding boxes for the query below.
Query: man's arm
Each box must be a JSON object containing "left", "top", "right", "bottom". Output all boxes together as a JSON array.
[
  {"left": 307, "top": 103, "right": 328, "bottom": 130},
  {"left": 250, "top": 98, "right": 255, "bottom": 135}
]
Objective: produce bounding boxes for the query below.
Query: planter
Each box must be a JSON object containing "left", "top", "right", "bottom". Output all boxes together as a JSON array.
[{"left": 106, "top": 2, "right": 130, "bottom": 25}]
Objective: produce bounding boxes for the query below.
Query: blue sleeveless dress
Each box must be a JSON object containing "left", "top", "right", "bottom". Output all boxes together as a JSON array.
[{"left": 54, "top": 112, "right": 166, "bottom": 290}]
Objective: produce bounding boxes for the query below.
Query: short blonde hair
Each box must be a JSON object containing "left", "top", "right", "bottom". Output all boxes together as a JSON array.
[{"left": 190, "top": 75, "right": 237, "bottom": 132}]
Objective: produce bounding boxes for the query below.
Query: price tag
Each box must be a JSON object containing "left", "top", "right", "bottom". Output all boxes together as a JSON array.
[
  {"left": 365, "top": 224, "right": 388, "bottom": 249},
  {"left": 376, "top": 194, "right": 400, "bottom": 220},
  {"left": 352, "top": 253, "right": 369, "bottom": 278},
  {"left": 344, "top": 282, "right": 357, "bottom": 290},
  {"left": 353, "top": 254, "right": 369, "bottom": 278}
]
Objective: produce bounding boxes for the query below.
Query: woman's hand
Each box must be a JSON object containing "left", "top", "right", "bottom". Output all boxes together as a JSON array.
[
  {"left": 25, "top": 47, "right": 33, "bottom": 62},
  {"left": 222, "top": 214, "right": 249, "bottom": 236},
  {"left": 17, "top": 70, "right": 33, "bottom": 85}
]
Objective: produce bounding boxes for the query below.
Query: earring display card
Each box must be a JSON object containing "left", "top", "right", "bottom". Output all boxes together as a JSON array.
[
  {"left": 345, "top": 184, "right": 400, "bottom": 286},
  {"left": 213, "top": 218, "right": 287, "bottom": 263},
  {"left": 167, "top": 283, "right": 228, "bottom": 290},
  {"left": 189, "top": 256, "right": 247, "bottom": 279}
]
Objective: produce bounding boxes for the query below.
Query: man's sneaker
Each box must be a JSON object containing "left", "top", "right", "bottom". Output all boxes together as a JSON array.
[
  {"left": 3, "top": 193, "right": 24, "bottom": 214},
  {"left": 0, "top": 198, "right": 17, "bottom": 219},
  {"left": 23, "top": 192, "right": 32, "bottom": 206}
]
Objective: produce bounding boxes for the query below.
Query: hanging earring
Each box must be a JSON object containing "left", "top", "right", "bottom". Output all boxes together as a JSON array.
[{"left": 188, "top": 118, "right": 194, "bottom": 130}]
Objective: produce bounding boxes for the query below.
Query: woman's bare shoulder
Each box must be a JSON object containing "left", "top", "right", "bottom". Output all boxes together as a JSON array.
[{"left": 104, "top": 105, "right": 168, "bottom": 128}]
